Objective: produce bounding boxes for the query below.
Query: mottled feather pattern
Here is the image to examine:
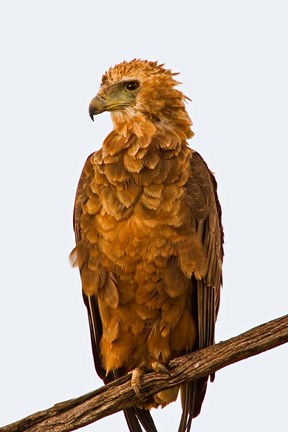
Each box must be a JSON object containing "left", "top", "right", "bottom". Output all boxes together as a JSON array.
[{"left": 71, "top": 59, "right": 223, "bottom": 432}]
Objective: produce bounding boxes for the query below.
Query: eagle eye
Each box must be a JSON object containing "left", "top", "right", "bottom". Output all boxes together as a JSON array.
[{"left": 125, "top": 81, "right": 140, "bottom": 91}]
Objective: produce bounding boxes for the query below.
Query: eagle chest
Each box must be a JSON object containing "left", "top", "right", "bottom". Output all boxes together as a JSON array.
[
  {"left": 88, "top": 149, "right": 191, "bottom": 271},
  {"left": 80, "top": 148, "right": 199, "bottom": 370}
]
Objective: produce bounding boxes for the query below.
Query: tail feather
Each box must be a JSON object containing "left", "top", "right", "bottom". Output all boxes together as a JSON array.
[
  {"left": 124, "top": 407, "right": 158, "bottom": 432},
  {"left": 178, "top": 378, "right": 208, "bottom": 432},
  {"left": 124, "top": 408, "right": 144, "bottom": 432},
  {"left": 178, "top": 383, "right": 192, "bottom": 432}
]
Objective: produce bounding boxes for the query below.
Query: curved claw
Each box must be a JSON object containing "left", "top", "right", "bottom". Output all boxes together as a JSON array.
[{"left": 151, "top": 361, "right": 172, "bottom": 376}]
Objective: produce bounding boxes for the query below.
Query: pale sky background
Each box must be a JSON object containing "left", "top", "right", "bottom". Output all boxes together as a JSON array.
[{"left": 0, "top": 1, "right": 287, "bottom": 431}]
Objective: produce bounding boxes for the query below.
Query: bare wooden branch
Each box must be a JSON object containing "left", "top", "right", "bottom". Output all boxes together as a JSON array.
[{"left": 1, "top": 314, "right": 287, "bottom": 432}]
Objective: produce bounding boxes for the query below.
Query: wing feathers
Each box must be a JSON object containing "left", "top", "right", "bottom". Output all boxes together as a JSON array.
[
  {"left": 179, "top": 151, "right": 223, "bottom": 429},
  {"left": 83, "top": 294, "right": 106, "bottom": 381}
]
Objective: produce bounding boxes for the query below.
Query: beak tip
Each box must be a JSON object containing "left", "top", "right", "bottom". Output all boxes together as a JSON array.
[{"left": 89, "top": 96, "right": 106, "bottom": 121}]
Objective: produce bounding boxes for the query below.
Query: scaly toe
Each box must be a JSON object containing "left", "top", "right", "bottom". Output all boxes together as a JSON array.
[{"left": 131, "top": 366, "right": 146, "bottom": 398}]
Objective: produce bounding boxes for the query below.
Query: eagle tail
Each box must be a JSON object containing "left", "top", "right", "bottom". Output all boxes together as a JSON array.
[
  {"left": 178, "top": 378, "right": 208, "bottom": 432},
  {"left": 124, "top": 407, "right": 158, "bottom": 432}
]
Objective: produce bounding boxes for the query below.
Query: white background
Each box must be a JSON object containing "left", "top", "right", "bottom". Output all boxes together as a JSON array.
[{"left": 0, "top": 1, "right": 287, "bottom": 431}]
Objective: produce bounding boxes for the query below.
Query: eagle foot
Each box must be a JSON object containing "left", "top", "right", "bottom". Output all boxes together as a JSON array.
[{"left": 131, "top": 361, "right": 171, "bottom": 399}]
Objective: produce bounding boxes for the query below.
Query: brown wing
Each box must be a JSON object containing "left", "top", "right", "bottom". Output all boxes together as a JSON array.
[
  {"left": 71, "top": 154, "right": 158, "bottom": 432},
  {"left": 71, "top": 153, "right": 106, "bottom": 380},
  {"left": 179, "top": 150, "right": 224, "bottom": 432}
]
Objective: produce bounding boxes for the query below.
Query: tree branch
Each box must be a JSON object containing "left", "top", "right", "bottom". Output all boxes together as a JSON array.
[{"left": 1, "top": 314, "right": 287, "bottom": 432}]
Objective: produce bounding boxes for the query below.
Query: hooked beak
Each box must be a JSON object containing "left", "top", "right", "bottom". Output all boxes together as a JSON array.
[{"left": 89, "top": 96, "right": 107, "bottom": 121}]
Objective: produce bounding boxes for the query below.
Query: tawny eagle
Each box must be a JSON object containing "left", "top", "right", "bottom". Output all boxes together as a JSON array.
[{"left": 70, "top": 59, "right": 224, "bottom": 432}]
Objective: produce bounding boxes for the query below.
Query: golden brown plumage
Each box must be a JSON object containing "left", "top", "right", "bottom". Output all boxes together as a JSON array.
[{"left": 70, "top": 59, "right": 224, "bottom": 432}]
